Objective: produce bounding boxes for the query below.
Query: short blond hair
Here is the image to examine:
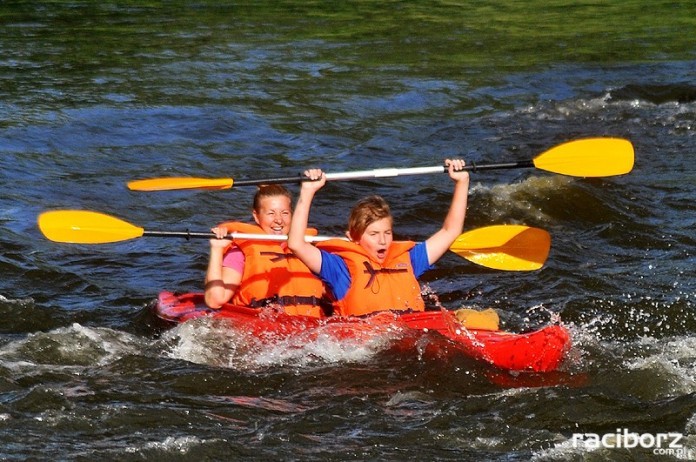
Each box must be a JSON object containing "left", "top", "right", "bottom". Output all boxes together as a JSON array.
[
  {"left": 347, "top": 195, "right": 392, "bottom": 241},
  {"left": 253, "top": 185, "right": 292, "bottom": 213}
]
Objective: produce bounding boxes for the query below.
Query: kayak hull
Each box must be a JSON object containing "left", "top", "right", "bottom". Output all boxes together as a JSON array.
[{"left": 154, "top": 291, "right": 570, "bottom": 372}]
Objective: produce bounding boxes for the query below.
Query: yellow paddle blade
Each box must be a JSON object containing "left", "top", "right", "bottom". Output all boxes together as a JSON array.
[
  {"left": 454, "top": 308, "right": 500, "bottom": 331},
  {"left": 534, "top": 137, "right": 634, "bottom": 177},
  {"left": 38, "top": 210, "right": 144, "bottom": 244},
  {"left": 450, "top": 225, "right": 551, "bottom": 271},
  {"left": 127, "top": 177, "right": 234, "bottom": 191}
]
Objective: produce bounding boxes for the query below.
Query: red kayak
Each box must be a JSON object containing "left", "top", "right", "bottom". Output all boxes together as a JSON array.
[{"left": 154, "top": 291, "right": 571, "bottom": 372}]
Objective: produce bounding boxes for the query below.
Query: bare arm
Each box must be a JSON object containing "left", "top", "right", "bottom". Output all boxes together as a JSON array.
[
  {"left": 424, "top": 159, "right": 470, "bottom": 265},
  {"left": 287, "top": 169, "right": 326, "bottom": 274},
  {"left": 204, "top": 227, "right": 242, "bottom": 308}
]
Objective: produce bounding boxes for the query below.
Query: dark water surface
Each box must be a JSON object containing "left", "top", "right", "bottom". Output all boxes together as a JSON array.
[{"left": 1, "top": 1, "right": 695, "bottom": 460}]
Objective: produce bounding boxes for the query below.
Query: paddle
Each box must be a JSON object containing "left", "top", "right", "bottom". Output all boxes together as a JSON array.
[
  {"left": 449, "top": 225, "right": 550, "bottom": 271},
  {"left": 37, "top": 210, "right": 550, "bottom": 271},
  {"left": 127, "top": 137, "right": 634, "bottom": 191}
]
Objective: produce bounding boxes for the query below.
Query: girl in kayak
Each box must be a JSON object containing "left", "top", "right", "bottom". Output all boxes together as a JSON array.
[
  {"left": 204, "top": 184, "right": 332, "bottom": 317},
  {"left": 288, "top": 160, "right": 469, "bottom": 317}
]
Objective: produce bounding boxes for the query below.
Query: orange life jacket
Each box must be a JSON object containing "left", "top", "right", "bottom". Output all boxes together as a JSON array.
[
  {"left": 218, "top": 221, "right": 331, "bottom": 318},
  {"left": 316, "top": 239, "right": 425, "bottom": 317}
]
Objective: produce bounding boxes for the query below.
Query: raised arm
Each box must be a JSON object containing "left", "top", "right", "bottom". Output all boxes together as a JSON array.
[
  {"left": 424, "top": 159, "right": 470, "bottom": 265},
  {"left": 204, "top": 226, "right": 242, "bottom": 308},
  {"left": 287, "top": 169, "right": 326, "bottom": 274}
]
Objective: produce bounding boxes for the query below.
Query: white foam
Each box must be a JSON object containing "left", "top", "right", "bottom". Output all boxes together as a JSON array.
[
  {"left": 125, "top": 436, "right": 209, "bottom": 455},
  {"left": 471, "top": 175, "right": 573, "bottom": 223},
  {"left": 161, "top": 316, "right": 403, "bottom": 371},
  {"left": 0, "top": 323, "right": 143, "bottom": 373},
  {"left": 625, "top": 336, "right": 696, "bottom": 395},
  {"left": 0, "top": 293, "right": 34, "bottom": 306}
]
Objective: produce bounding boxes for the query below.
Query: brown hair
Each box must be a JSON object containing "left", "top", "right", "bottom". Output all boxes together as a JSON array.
[
  {"left": 253, "top": 184, "right": 293, "bottom": 213},
  {"left": 347, "top": 195, "right": 392, "bottom": 241}
]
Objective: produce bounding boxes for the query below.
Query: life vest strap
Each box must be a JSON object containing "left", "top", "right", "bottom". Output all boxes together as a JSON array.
[
  {"left": 362, "top": 261, "right": 408, "bottom": 289},
  {"left": 249, "top": 295, "right": 334, "bottom": 316},
  {"left": 260, "top": 251, "right": 297, "bottom": 262}
]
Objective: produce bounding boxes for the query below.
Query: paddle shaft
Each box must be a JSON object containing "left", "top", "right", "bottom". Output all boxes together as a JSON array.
[
  {"left": 233, "top": 161, "right": 535, "bottom": 187},
  {"left": 144, "top": 230, "right": 342, "bottom": 242}
]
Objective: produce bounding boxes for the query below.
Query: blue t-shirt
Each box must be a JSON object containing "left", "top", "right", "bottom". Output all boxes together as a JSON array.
[{"left": 318, "top": 241, "right": 431, "bottom": 301}]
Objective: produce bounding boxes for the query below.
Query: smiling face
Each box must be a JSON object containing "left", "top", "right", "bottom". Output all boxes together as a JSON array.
[
  {"left": 252, "top": 194, "right": 292, "bottom": 235},
  {"left": 357, "top": 216, "right": 394, "bottom": 263}
]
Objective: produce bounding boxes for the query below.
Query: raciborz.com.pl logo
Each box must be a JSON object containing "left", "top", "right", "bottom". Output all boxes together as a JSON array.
[{"left": 571, "top": 429, "right": 694, "bottom": 458}]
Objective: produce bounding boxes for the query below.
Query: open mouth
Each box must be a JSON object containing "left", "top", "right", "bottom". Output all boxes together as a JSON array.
[{"left": 376, "top": 249, "right": 387, "bottom": 259}]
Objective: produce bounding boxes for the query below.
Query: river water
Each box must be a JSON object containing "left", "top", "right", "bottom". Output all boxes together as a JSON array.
[{"left": 1, "top": 1, "right": 695, "bottom": 460}]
